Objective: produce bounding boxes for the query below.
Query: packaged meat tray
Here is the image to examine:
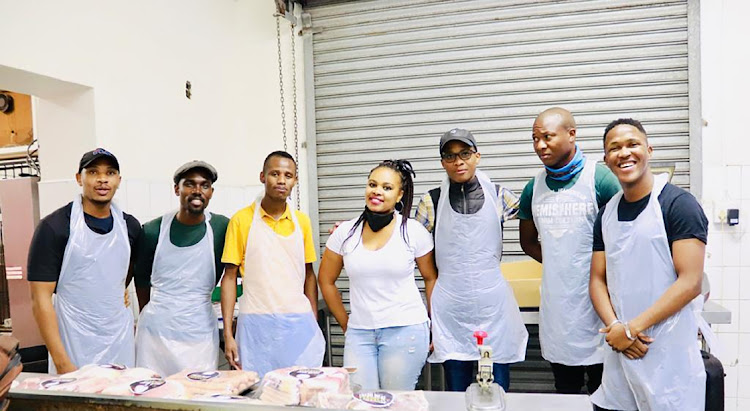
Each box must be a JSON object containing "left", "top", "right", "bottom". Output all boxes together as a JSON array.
[
  {"left": 165, "top": 369, "right": 259, "bottom": 398},
  {"left": 256, "top": 366, "right": 352, "bottom": 406},
  {"left": 15, "top": 364, "right": 158, "bottom": 394}
]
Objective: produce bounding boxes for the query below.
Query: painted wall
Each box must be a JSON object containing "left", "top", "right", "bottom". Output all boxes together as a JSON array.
[
  {"left": 0, "top": 0, "right": 309, "bottom": 222},
  {"left": 700, "top": 1, "right": 750, "bottom": 408}
]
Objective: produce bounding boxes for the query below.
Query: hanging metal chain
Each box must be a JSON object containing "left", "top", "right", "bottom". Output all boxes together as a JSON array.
[
  {"left": 290, "top": 23, "right": 300, "bottom": 210},
  {"left": 276, "top": 16, "right": 287, "bottom": 152}
]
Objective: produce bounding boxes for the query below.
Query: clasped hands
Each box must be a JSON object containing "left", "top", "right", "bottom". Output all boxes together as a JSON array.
[{"left": 600, "top": 321, "right": 654, "bottom": 360}]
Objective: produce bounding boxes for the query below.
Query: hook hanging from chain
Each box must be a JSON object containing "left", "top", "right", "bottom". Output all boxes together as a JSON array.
[
  {"left": 276, "top": 16, "right": 287, "bottom": 154},
  {"left": 290, "top": 23, "right": 300, "bottom": 210},
  {"left": 275, "top": 10, "right": 301, "bottom": 210}
]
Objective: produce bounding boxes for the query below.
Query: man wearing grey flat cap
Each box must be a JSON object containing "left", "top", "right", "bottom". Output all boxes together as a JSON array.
[{"left": 134, "top": 160, "right": 229, "bottom": 376}]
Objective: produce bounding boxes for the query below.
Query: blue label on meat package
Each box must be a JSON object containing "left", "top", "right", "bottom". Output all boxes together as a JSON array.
[
  {"left": 40, "top": 378, "right": 77, "bottom": 389},
  {"left": 289, "top": 368, "right": 324, "bottom": 379},
  {"left": 187, "top": 371, "right": 220, "bottom": 381},
  {"left": 129, "top": 379, "right": 166, "bottom": 395},
  {"left": 354, "top": 391, "right": 394, "bottom": 408}
]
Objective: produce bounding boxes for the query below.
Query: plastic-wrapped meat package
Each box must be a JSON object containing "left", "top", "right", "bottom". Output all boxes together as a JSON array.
[
  {"left": 165, "top": 370, "right": 259, "bottom": 398},
  {"left": 257, "top": 367, "right": 351, "bottom": 406},
  {"left": 15, "top": 364, "right": 133, "bottom": 393},
  {"left": 119, "top": 367, "right": 162, "bottom": 380},
  {"left": 16, "top": 376, "right": 82, "bottom": 392},
  {"left": 316, "top": 391, "right": 429, "bottom": 411},
  {"left": 99, "top": 368, "right": 188, "bottom": 399},
  {"left": 67, "top": 364, "right": 127, "bottom": 380},
  {"left": 100, "top": 378, "right": 186, "bottom": 399}
]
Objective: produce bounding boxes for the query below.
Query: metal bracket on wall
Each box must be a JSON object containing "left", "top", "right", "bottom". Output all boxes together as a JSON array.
[
  {"left": 299, "top": 13, "right": 322, "bottom": 36},
  {"left": 275, "top": 0, "right": 298, "bottom": 26}
]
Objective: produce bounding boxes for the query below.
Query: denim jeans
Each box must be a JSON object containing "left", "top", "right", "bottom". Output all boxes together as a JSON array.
[
  {"left": 343, "top": 322, "right": 429, "bottom": 390},
  {"left": 442, "top": 360, "right": 511, "bottom": 392}
]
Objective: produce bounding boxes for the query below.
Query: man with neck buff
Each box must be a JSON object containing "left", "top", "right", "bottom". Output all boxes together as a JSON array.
[
  {"left": 518, "top": 108, "right": 621, "bottom": 394},
  {"left": 133, "top": 161, "right": 228, "bottom": 376},
  {"left": 590, "top": 119, "right": 709, "bottom": 411},
  {"left": 221, "top": 151, "right": 324, "bottom": 376},
  {"left": 27, "top": 149, "right": 141, "bottom": 373},
  {"left": 414, "top": 128, "right": 528, "bottom": 392}
]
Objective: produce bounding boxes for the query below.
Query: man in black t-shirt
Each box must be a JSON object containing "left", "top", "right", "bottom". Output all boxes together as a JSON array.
[
  {"left": 589, "top": 119, "right": 708, "bottom": 411},
  {"left": 28, "top": 149, "right": 140, "bottom": 374}
]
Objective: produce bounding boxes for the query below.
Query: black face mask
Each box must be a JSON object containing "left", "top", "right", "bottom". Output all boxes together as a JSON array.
[{"left": 363, "top": 207, "right": 394, "bottom": 232}]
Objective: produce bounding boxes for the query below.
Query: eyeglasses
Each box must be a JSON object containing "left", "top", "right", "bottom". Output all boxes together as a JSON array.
[{"left": 441, "top": 149, "right": 476, "bottom": 163}]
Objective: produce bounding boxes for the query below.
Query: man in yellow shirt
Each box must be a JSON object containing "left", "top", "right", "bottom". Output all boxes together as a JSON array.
[{"left": 221, "top": 151, "right": 324, "bottom": 376}]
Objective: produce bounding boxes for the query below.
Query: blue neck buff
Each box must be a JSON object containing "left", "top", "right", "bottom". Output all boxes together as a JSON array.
[{"left": 545, "top": 145, "right": 584, "bottom": 181}]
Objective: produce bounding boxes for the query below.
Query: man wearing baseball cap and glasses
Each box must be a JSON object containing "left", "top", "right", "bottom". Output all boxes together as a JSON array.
[
  {"left": 28, "top": 148, "right": 141, "bottom": 373},
  {"left": 415, "top": 129, "right": 528, "bottom": 392},
  {"left": 134, "top": 161, "right": 229, "bottom": 376}
]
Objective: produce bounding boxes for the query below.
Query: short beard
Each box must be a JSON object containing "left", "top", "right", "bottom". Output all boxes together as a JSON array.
[{"left": 186, "top": 205, "right": 205, "bottom": 215}]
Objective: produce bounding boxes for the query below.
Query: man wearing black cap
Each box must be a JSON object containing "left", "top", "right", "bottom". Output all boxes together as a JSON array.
[
  {"left": 28, "top": 148, "right": 141, "bottom": 374},
  {"left": 416, "top": 129, "right": 528, "bottom": 392},
  {"left": 133, "top": 160, "right": 228, "bottom": 376}
]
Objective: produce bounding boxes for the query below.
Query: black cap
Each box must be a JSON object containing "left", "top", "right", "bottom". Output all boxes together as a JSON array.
[
  {"left": 78, "top": 148, "right": 120, "bottom": 173},
  {"left": 439, "top": 128, "right": 477, "bottom": 153},
  {"left": 173, "top": 160, "right": 218, "bottom": 184}
]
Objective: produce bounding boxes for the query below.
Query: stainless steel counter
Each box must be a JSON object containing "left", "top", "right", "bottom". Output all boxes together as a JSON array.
[
  {"left": 9, "top": 372, "right": 590, "bottom": 411},
  {"left": 427, "top": 391, "right": 590, "bottom": 411}
]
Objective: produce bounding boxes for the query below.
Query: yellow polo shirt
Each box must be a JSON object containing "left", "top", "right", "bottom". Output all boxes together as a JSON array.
[{"left": 221, "top": 202, "right": 317, "bottom": 277}]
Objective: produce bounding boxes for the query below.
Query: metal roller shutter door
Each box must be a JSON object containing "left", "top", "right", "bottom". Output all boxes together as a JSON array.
[{"left": 306, "top": 0, "right": 695, "bottom": 367}]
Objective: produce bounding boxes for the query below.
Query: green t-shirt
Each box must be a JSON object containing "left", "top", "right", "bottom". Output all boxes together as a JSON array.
[
  {"left": 134, "top": 213, "right": 229, "bottom": 288},
  {"left": 518, "top": 163, "right": 621, "bottom": 220}
]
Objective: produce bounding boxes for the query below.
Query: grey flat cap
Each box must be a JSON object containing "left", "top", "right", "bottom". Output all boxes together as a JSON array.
[{"left": 173, "top": 160, "right": 218, "bottom": 184}]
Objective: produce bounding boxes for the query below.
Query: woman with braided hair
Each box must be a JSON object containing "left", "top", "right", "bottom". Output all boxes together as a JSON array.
[{"left": 319, "top": 159, "right": 437, "bottom": 390}]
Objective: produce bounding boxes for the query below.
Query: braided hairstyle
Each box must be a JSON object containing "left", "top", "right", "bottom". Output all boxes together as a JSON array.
[{"left": 342, "top": 159, "right": 416, "bottom": 252}]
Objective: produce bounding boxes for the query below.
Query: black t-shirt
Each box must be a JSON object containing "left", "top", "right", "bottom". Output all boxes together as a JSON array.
[
  {"left": 593, "top": 183, "right": 708, "bottom": 252},
  {"left": 27, "top": 202, "right": 142, "bottom": 282}
]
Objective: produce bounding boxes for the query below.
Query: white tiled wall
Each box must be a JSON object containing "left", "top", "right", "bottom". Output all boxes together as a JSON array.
[
  {"left": 700, "top": 0, "right": 750, "bottom": 406},
  {"left": 702, "top": 173, "right": 750, "bottom": 407}
]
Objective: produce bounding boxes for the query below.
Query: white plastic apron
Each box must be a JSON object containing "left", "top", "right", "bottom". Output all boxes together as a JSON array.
[
  {"left": 591, "top": 174, "right": 706, "bottom": 411},
  {"left": 135, "top": 211, "right": 218, "bottom": 376},
  {"left": 51, "top": 195, "right": 134, "bottom": 373},
  {"left": 532, "top": 158, "right": 605, "bottom": 366},
  {"left": 428, "top": 170, "right": 528, "bottom": 363},
  {"left": 235, "top": 195, "right": 324, "bottom": 376}
]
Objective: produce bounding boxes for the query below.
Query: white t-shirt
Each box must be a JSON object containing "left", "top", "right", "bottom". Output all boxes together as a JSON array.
[{"left": 325, "top": 213, "right": 433, "bottom": 330}]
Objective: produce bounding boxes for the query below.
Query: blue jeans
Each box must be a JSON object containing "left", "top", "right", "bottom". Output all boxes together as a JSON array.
[
  {"left": 443, "top": 360, "right": 510, "bottom": 392},
  {"left": 343, "top": 322, "right": 429, "bottom": 390}
]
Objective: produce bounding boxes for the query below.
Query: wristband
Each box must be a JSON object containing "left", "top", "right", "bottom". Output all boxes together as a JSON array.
[
  {"left": 623, "top": 322, "right": 637, "bottom": 341},
  {"left": 607, "top": 319, "right": 622, "bottom": 328}
]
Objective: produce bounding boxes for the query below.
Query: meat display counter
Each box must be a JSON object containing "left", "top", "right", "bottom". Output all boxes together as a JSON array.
[{"left": 9, "top": 372, "right": 591, "bottom": 411}]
